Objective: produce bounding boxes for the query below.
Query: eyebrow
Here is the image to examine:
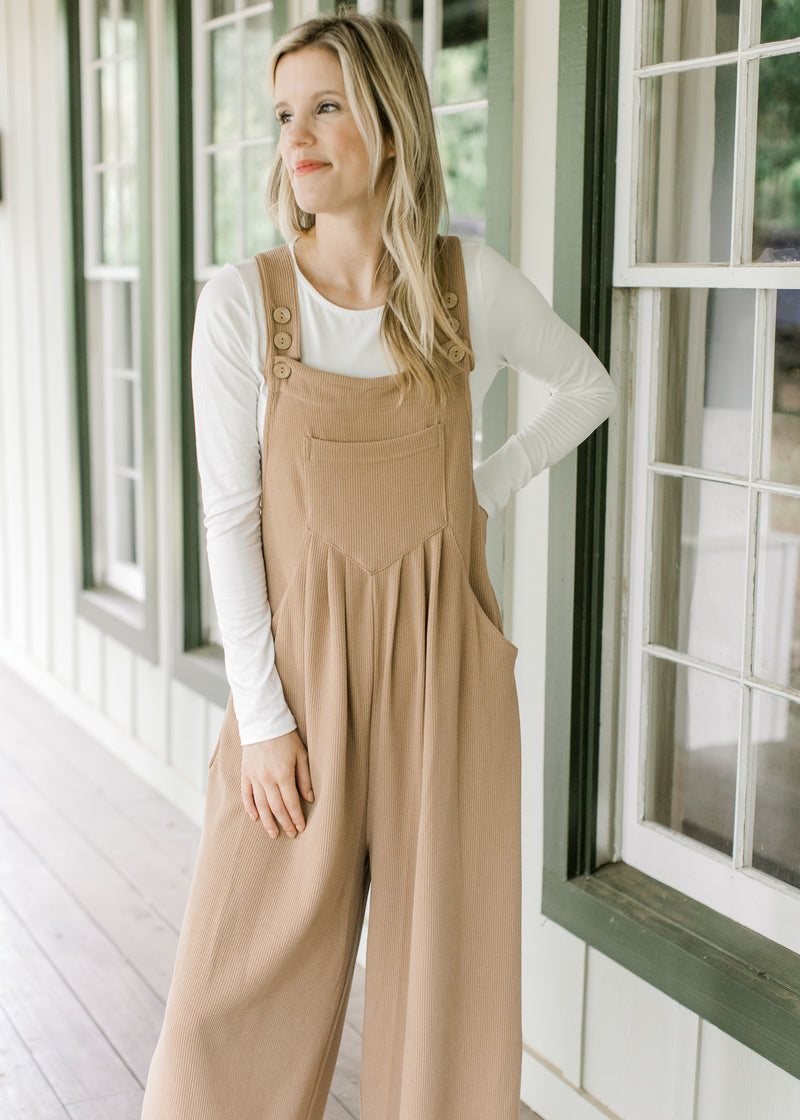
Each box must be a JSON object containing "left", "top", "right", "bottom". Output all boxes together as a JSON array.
[{"left": 274, "top": 89, "right": 345, "bottom": 110}]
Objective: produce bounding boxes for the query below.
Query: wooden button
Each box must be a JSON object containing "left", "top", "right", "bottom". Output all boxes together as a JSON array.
[
  {"left": 449, "top": 316, "right": 460, "bottom": 333},
  {"left": 273, "top": 306, "right": 291, "bottom": 324},
  {"left": 274, "top": 331, "right": 292, "bottom": 351},
  {"left": 447, "top": 344, "right": 465, "bottom": 363},
  {"left": 274, "top": 361, "right": 292, "bottom": 379},
  {"left": 444, "top": 291, "right": 458, "bottom": 309}
]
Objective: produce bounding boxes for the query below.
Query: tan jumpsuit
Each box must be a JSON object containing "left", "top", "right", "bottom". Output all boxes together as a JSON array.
[{"left": 141, "top": 236, "right": 522, "bottom": 1120}]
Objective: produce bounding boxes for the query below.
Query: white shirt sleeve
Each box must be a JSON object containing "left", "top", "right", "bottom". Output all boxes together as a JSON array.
[
  {"left": 467, "top": 240, "right": 618, "bottom": 518},
  {"left": 191, "top": 264, "right": 298, "bottom": 745}
]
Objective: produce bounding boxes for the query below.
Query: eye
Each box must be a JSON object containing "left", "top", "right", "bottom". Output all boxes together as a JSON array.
[
  {"left": 317, "top": 101, "right": 340, "bottom": 114},
  {"left": 276, "top": 110, "right": 292, "bottom": 125}
]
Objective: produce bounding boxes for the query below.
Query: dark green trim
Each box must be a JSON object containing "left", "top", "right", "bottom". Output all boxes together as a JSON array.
[
  {"left": 167, "top": 0, "right": 202, "bottom": 653},
  {"left": 63, "top": 0, "right": 159, "bottom": 653},
  {"left": 543, "top": 0, "right": 800, "bottom": 1080},
  {"left": 59, "top": 0, "right": 93, "bottom": 591},
  {"left": 542, "top": 865, "right": 800, "bottom": 1078}
]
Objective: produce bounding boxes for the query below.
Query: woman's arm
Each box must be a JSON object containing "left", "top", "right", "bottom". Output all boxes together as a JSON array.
[
  {"left": 191, "top": 264, "right": 298, "bottom": 745},
  {"left": 468, "top": 241, "right": 618, "bottom": 518}
]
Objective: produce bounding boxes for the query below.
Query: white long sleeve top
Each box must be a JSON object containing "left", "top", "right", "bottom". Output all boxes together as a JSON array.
[{"left": 191, "top": 237, "right": 617, "bottom": 745}]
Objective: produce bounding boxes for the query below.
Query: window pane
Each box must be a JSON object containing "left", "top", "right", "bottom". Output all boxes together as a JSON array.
[
  {"left": 212, "top": 0, "right": 236, "bottom": 16},
  {"left": 435, "top": 0, "right": 488, "bottom": 105},
  {"left": 436, "top": 105, "right": 487, "bottom": 239},
  {"left": 637, "top": 65, "right": 736, "bottom": 264},
  {"left": 752, "top": 52, "right": 800, "bottom": 263},
  {"left": 645, "top": 657, "right": 739, "bottom": 857},
  {"left": 212, "top": 148, "right": 240, "bottom": 263},
  {"left": 751, "top": 689, "right": 800, "bottom": 888},
  {"left": 118, "top": 6, "right": 136, "bottom": 55},
  {"left": 244, "top": 11, "right": 273, "bottom": 140},
  {"left": 99, "top": 63, "right": 117, "bottom": 163},
  {"left": 650, "top": 476, "right": 748, "bottom": 670},
  {"left": 108, "top": 281, "right": 134, "bottom": 369},
  {"left": 114, "top": 475, "right": 139, "bottom": 566},
  {"left": 97, "top": 0, "right": 114, "bottom": 58},
  {"left": 212, "top": 23, "right": 238, "bottom": 145},
  {"left": 641, "top": 0, "right": 740, "bottom": 67},
  {"left": 753, "top": 491, "right": 800, "bottom": 691},
  {"left": 654, "top": 289, "right": 754, "bottom": 477},
  {"left": 119, "top": 57, "right": 137, "bottom": 163},
  {"left": 244, "top": 144, "right": 276, "bottom": 256},
  {"left": 120, "top": 165, "right": 138, "bottom": 265},
  {"left": 101, "top": 169, "right": 120, "bottom": 264},
  {"left": 765, "top": 290, "right": 800, "bottom": 485},
  {"left": 761, "top": 0, "right": 800, "bottom": 43},
  {"left": 113, "top": 377, "right": 136, "bottom": 470}
]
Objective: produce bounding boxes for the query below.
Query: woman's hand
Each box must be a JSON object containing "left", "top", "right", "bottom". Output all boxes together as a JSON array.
[{"left": 241, "top": 730, "right": 314, "bottom": 839}]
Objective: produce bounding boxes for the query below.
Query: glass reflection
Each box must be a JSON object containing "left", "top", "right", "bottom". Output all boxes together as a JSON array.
[
  {"left": 650, "top": 475, "right": 748, "bottom": 670},
  {"left": 212, "top": 23, "right": 237, "bottom": 145},
  {"left": 765, "top": 290, "right": 800, "bottom": 486},
  {"left": 244, "top": 11, "right": 273, "bottom": 140},
  {"left": 641, "top": 0, "right": 740, "bottom": 67},
  {"left": 751, "top": 690, "right": 800, "bottom": 889},
  {"left": 212, "top": 149, "right": 239, "bottom": 264},
  {"left": 645, "top": 657, "right": 739, "bottom": 857},
  {"left": 761, "top": 0, "right": 800, "bottom": 43},
  {"left": 753, "top": 492, "right": 800, "bottom": 691},
  {"left": 638, "top": 65, "right": 736, "bottom": 263},
  {"left": 654, "top": 289, "right": 754, "bottom": 477},
  {"left": 436, "top": 105, "right": 487, "bottom": 239},
  {"left": 752, "top": 52, "right": 800, "bottom": 263}
]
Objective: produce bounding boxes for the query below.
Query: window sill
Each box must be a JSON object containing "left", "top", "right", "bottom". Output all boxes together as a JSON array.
[
  {"left": 541, "top": 861, "right": 800, "bottom": 1079},
  {"left": 78, "top": 587, "right": 158, "bottom": 662},
  {"left": 173, "top": 644, "right": 229, "bottom": 708}
]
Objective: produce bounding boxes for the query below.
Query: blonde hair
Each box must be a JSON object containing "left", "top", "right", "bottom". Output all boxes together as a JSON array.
[{"left": 266, "top": 11, "right": 472, "bottom": 405}]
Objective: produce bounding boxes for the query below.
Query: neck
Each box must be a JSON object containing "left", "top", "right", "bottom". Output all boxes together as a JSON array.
[{"left": 293, "top": 211, "right": 392, "bottom": 310}]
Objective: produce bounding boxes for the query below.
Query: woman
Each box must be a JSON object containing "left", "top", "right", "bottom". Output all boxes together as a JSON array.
[{"left": 141, "top": 11, "right": 616, "bottom": 1120}]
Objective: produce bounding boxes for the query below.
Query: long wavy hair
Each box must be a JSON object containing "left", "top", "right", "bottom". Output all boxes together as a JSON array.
[{"left": 266, "top": 11, "right": 472, "bottom": 404}]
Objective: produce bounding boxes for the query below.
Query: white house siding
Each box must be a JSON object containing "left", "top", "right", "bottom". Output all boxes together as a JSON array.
[{"left": 0, "top": 1, "right": 798, "bottom": 1118}]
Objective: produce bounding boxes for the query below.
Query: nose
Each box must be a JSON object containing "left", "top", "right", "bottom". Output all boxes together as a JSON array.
[{"left": 284, "top": 115, "right": 313, "bottom": 148}]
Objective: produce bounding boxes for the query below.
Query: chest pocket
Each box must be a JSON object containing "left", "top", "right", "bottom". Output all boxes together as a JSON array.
[{"left": 304, "top": 422, "right": 447, "bottom": 573}]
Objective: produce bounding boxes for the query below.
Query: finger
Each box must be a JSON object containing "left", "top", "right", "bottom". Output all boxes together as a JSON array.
[
  {"left": 266, "top": 785, "right": 298, "bottom": 838},
  {"left": 296, "top": 751, "right": 314, "bottom": 804},
  {"left": 253, "top": 784, "right": 279, "bottom": 839},
  {"left": 240, "top": 777, "right": 259, "bottom": 822},
  {"left": 280, "top": 777, "right": 306, "bottom": 833}
]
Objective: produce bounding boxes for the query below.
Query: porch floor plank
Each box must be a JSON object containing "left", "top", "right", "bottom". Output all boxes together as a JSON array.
[{"left": 0, "top": 663, "right": 542, "bottom": 1119}]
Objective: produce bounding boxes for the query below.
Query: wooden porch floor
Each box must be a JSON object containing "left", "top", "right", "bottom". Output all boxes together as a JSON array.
[{"left": 0, "top": 663, "right": 540, "bottom": 1119}]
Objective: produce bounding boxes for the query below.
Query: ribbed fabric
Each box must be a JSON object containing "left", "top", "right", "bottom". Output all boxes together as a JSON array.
[{"left": 140, "top": 237, "right": 523, "bottom": 1120}]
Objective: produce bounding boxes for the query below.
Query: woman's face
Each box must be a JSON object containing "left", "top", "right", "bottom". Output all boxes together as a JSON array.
[{"left": 273, "top": 46, "right": 392, "bottom": 220}]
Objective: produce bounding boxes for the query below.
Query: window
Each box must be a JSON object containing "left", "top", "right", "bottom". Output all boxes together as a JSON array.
[
  {"left": 78, "top": 0, "right": 148, "bottom": 603},
  {"left": 615, "top": 0, "right": 800, "bottom": 954},
  {"left": 542, "top": 0, "right": 800, "bottom": 1079}
]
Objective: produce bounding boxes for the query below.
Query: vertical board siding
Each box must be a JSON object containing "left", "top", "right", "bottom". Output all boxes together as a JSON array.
[
  {"left": 0, "top": 0, "right": 31, "bottom": 653},
  {"left": 522, "top": 920, "right": 587, "bottom": 1081},
  {"left": 581, "top": 948, "right": 695, "bottom": 1120},
  {"left": 695, "top": 1022, "right": 800, "bottom": 1120}
]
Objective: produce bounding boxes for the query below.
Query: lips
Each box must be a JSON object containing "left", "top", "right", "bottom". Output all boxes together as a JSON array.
[{"left": 294, "top": 161, "right": 328, "bottom": 176}]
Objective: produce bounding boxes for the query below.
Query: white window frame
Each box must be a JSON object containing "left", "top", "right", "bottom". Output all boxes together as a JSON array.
[
  {"left": 80, "top": 0, "right": 146, "bottom": 602},
  {"left": 614, "top": 0, "right": 800, "bottom": 955},
  {"left": 193, "top": 0, "right": 279, "bottom": 280}
]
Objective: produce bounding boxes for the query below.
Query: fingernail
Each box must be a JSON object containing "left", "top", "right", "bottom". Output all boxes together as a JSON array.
[{"left": 307, "top": 791, "right": 314, "bottom": 802}]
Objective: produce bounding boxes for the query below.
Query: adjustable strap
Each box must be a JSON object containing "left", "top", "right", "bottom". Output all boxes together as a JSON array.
[
  {"left": 437, "top": 235, "right": 474, "bottom": 374},
  {"left": 254, "top": 244, "right": 302, "bottom": 383}
]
